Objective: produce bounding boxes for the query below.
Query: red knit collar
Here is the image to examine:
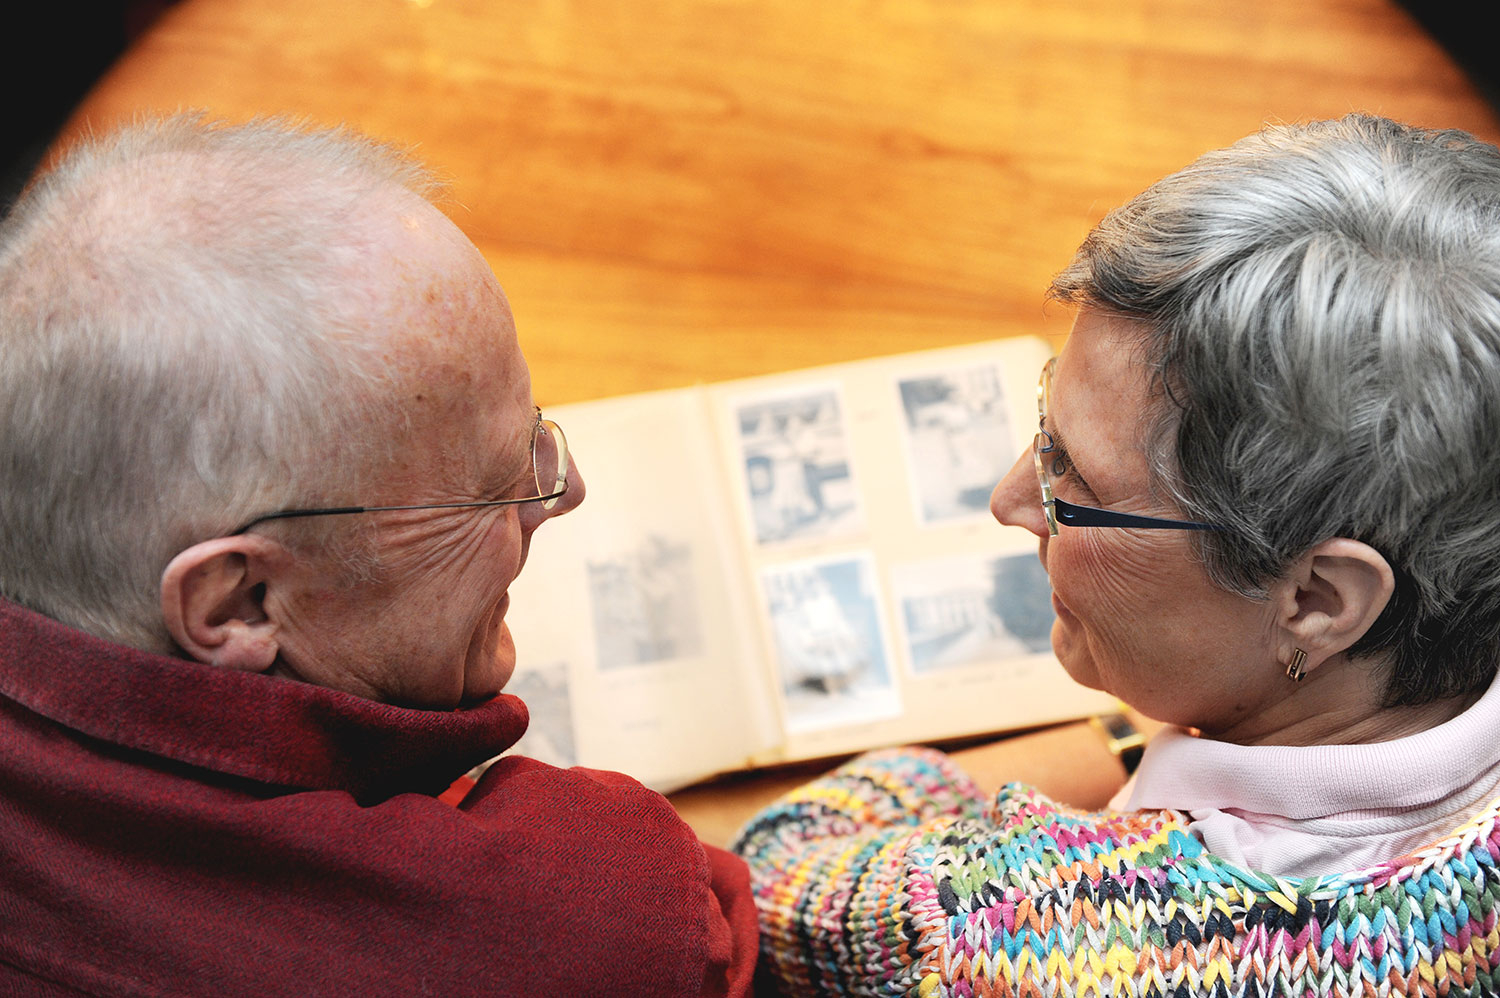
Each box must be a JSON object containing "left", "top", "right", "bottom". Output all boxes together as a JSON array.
[{"left": 0, "top": 598, "right": 529, "bottom": 801}]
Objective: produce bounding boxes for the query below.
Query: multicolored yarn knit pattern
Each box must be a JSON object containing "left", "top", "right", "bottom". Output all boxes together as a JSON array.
[{"left": 731, "top": 747, "right": 1500, "bottom": 997}]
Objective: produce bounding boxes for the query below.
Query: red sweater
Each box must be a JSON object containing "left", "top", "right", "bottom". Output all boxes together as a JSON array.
[{"left": 0, "top": 598, "right": 757, "bottom": 996}]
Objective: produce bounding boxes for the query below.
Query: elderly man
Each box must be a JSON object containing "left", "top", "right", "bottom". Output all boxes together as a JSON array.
[{"left": 0, "top": 116, "right": 756, "bottom": 996}]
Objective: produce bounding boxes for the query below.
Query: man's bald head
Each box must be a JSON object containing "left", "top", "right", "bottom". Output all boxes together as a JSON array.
[{"left": 0, "top": 115, "right": 446, "bottom": 651}]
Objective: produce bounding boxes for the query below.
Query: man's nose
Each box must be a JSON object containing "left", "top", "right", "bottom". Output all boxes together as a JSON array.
[
  {"left": 521, "top": 456, "right": 584, "bottom": 533},
  {"left": 550, "top": 457, "right": 586, "bottom": 517},
  {"left": 990, "top": 446, "right": 1048, "bottom": 539}
]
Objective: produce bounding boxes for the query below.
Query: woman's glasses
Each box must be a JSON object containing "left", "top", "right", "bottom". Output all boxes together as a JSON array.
[{"left": 1033, "top": 357, "right": 1219, "bottom": 537}]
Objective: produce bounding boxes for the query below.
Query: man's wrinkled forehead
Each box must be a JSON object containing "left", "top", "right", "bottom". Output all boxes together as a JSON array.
[
  {"left": 336, "top": 192, "right": 506, "bottom": 345},
  {"left": 348, "top": 197, "right": 531, "bottom": 470}
]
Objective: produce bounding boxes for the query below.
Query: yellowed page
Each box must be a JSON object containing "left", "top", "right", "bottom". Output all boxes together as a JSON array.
[
  {"left": 704, "top": 338, "right": 1117, "bottom": 764},
  {"left": 505, "top": 388, "right": 778, "bottom": 791},
  {"left": 507, "top": 338, "right": 1117, "bottom": 788}
]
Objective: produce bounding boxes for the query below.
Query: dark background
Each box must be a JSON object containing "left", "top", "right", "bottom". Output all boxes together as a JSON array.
[{"left": 2, "top": 1, "right": 177, "bottom": 213}]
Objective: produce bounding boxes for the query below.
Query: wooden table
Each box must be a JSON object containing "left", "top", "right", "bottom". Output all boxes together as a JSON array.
[{"left": 54, "top": 0, "right": 1500, "bottom": 839}]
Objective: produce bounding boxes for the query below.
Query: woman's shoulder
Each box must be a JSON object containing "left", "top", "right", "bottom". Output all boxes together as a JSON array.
[
  {"left": 736, "top": 747, "right": 1500, "bottom": 998},
  {"left": 941, "top": 789, "right": 1500, "bottom": 995}
]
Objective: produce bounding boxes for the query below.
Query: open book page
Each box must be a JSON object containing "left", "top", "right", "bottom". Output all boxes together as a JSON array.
[
  {"left": 504, "top": 390, "right": 780, "bottom": 791},
  {"left": 506, "top": 336, "right": 1117, "bottom": 790},
  {"left": 707, "top": 337, "right": 1118, "bottom": 764}
]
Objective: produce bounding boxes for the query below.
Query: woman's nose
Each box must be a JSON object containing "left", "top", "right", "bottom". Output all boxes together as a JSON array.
[{"left": 991, "top": 446, "right": 1049, "bottom": 539}]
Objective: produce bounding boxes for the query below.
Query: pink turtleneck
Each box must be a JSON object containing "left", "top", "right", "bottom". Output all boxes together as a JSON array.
[{"left": 1112, "top": 668, "right": 1500, "bottom": 876}]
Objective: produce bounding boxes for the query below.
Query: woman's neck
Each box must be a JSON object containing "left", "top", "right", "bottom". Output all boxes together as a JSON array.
[{"left": 1204, "top": 655, "right": 1484, "bottom": 747}]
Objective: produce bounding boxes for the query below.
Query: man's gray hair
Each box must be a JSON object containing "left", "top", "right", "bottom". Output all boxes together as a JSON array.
[
  {"left": 1052, "top": 114, "right": 1500, "bottom": 707},
  {"left": 0, "top": 114, "right": 440, "bottom": 652}
]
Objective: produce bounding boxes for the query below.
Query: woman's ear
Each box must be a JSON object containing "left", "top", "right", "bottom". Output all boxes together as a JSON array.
[
  {"left": 160, "top": 535, "right": 291, "bottom": 672},
  {"left": 1270, "top": 538, "right": 1395, "bottom": 676}
]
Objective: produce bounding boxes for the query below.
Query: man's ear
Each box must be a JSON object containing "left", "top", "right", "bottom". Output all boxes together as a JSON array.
[
  {"left": 1270, "top": 538, "right": 1396, "bottom": 676},
  {"left": 160, "top": 535, "right": 291, "bottom": 672}
]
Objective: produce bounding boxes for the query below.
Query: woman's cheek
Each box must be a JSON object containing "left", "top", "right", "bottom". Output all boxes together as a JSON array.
[
  {"left": 1049, "top": 528, "right": 1172, "bottom": 632},
  {"left": 1050, "top": 529, "right": 1114, "bottom": 601}
]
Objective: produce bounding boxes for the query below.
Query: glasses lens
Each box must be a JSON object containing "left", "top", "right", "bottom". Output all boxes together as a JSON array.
[
  {"left": 1037, "top": 357, "right": 1054, "bottom": 429},
  {"left": 1035, "top": 359, "right": 1059, "bottom": 537},
  {"left": 533, "top": 418, "right": 568, "bottom": 510},
  {"left": 1033, "top": 433, "right": 1058, "bottom": 536}
]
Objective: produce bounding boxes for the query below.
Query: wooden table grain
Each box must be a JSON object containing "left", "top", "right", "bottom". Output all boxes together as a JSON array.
[
  {"left": 54, "top": 0, "right": 1500, "bottom": 837},
  {"left": 59, "top": 0, "right": 1500, "bottom": 407}
]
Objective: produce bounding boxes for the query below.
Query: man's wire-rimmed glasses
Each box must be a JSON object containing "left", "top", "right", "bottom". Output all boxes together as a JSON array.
[
  {"left": 231, "top": 406, "right": 569, "bottom": 535},
  {"left": 1033, "top": 357, "right": 1220, "bottom": 537}
]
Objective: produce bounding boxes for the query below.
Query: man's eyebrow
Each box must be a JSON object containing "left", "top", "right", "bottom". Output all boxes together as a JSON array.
[{"left": 481, "top": 407, "right": 538, "bottom": 494}]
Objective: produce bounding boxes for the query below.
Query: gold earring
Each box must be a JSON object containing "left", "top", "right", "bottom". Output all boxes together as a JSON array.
[{"left": 1285, "top": 648, "right": 1307, "bottom": 682}]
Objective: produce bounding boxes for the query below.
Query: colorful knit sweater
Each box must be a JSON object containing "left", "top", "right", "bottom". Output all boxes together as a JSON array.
[{"left": 731, "top": 747, "right": 1500, "bottom": 997}]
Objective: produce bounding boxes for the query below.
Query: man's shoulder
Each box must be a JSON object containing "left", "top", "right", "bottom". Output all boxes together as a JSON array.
[
  {"left": 453, "top": 753, "right": 710, "bottom": 874},
  {"left": 0, "top": 738, "right": 728, "bottom": 998}
]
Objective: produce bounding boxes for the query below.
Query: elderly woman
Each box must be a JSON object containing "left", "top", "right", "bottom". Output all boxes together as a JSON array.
[{"left": 731, "top": 115, "right": 1500, "bottom": 997}]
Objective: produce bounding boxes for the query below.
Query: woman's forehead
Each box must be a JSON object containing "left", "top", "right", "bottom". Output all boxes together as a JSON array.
[{"left": 1054, "top": 312, "right": 1159, "bottom": 471}]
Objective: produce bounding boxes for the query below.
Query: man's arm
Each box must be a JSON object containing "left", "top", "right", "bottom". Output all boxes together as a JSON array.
[{"left": 459, "top": 756, "right": 760, "bottom": 997}]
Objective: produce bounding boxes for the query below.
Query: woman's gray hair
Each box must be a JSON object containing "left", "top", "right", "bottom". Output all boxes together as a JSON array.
[
  {"left": 0, "top": 113, "right": 441, "bottom": 652},
  {"left": 1052, "top": 114, "right": 1500, "bottom": 707}
]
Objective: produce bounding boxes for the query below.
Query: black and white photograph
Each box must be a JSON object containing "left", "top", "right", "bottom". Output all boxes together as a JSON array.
[
  {"left": 503, "top": 667, "right": 578, "bottom": 768},
  {"left": 587, "top": 534, "right": 704, "bottom": 669},
  {"left": 898, "top": 364, "right": 1014, "bottom": 523},
  {"left": 762, "top": 554, "right": 899, "bottom": 731},
  {"left": 735, "top": 388, "right": 862, "bottom": 544},
  {"left": 893, "top": 551, "right": 1054, "bottom": 673}
]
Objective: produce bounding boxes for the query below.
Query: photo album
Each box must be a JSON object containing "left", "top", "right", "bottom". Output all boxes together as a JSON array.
[{"left": 504, "top": 336, "right": 1118, "bottom": 790}]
